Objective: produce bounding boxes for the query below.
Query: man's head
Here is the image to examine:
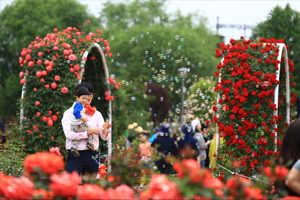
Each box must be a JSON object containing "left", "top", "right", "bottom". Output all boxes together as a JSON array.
[
  {"left": 75, "top": 87, "right": 89, "bottom": 106},
  {"left": 75, "top": 82, "right": 94, "bottom": 104}
]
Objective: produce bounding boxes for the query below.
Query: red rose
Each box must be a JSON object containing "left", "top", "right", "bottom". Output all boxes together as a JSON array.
[
  {"left": 218, "top": 175, "right": 224, "bottom": 181},
  {"left": 24, "top": 152, "right": 65, "bottom": 174},
  {"left": 35, "top": 101, "right": 40, "bottom": 106},
  {"left": 230, "top": 100, "right": 236, "bottom": 105},
  {"left": 45, "top": 84, "right": 50, "bottom": 89},
  {"left": 275, "top": 166, "right": 288, "bottom": 181},
  {"left": 52, "top": 115, "right": 58, "bottom": 121},
  {"left": 262, "top": 113, "right": 267, "bottom": 118},
  {"left": 265, "top": 59, "right": 270, "bottom": 64},
  {"left": 257, "top": 58, "right": 262, "bottom": 63},
  {"left": 140, "top": 175, "right": 183, "bottom": 200},
  {"left": 46, "top": 65, "right": 52, "bottom": 71},
  {"left": 77, "top": 184, "right": 107, "bottom": 199},
  {"left": 36, "top": 112, "right": 41, "bottom": 117},
  {"left": 49, "top": 171, "right": 80, "bottom": 198},
  {"left": 20, "top": 78, "right": 26, "bottom": 85},
  {"left": 215, "top": 71, "right": 219, "bottom": 77},
  {"left": 68, "top": 54, "right": 77, "bottom": 61},
  {"left": 246, "top": 148, "right": 251, "bottom": 153},
  {"left": 54, "top": 75, "right": 60, "bottom": 81},
  {"left": 270, "top": 132, "right": 275, "bottom": 137},
  {"left": 106, "top": 184, "right": 136, "bottom": 199},
  {"left": 36, "top": 71, "right": 42, "bottom": 77},
  {"left": 213, "top": 105, "right": 217, "bottom": 112},
  {"left": 61, "top": 87, "right": 68, "bottom": 93},
  {"left": 1, "top": 175, "right": 34, "bottom": 199},
  {"left": 86, "top": 35, "right": 92, "bottom": 41},
  {"left": 19, "top": 71, "right": 24, "bottom": 78},
  {"left": 230, "top": 115, "right": 235, "bottom": 120},
  {"left": 241, "top": 131, "right": 246, "bottom": 136},
  {"left": 74, "top": 65, "right": 80, "bottom": 70},
  {"left": 28, "top": 61, "right": 34, "bottom": 68},
  {"left": 106, "top": 46, "right": 111, "bottom": 52},
  {"left": 51, "top": 82, "right": 57, "bottom": 89},
  {"left": 25, "top": 54, "right": 32, "bottom": 60},
  {"left": 42, "top": 70, "right": 47, "bottom": 76}
]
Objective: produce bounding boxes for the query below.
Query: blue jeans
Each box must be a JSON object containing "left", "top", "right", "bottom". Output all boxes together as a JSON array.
[
  {"left": 200, "top": 160, "right": 205, "bottom": 168},
  {"left": 66, "top": 150, "right": 99, "bottom": 175}
]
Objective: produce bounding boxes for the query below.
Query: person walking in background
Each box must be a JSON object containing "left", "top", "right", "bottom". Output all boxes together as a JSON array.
[
  {"left": 138, "top": 131, "right": 153, "bottom": 189},
  {"left": 191, "top": 119, "right": 210, "bottom": 168},
  {"left": 172, "top": 132, "right": 180, "bottom": 148},
  {"left": 178, "top": 124, "right": 200, "bottom": 162},
  {"left": 151, "top": 125, "right": 178, "bottom": 175},
  {"left": 201, "top": 123, "right": 211, "bottom": 168}
]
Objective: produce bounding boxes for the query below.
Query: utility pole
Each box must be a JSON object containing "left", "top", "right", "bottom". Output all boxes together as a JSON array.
[{"left": 216, "top": 16, "right": 257, "bottom": 39}]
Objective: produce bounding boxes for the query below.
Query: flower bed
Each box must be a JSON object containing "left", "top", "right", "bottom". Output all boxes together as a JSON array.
[{"left": 0, "top": 150, "right": 294, "bottom": 199}]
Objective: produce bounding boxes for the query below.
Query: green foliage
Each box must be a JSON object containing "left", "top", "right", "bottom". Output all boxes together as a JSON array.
[
  {"left": 0, "top": 120, "right": 26, "bottom": 176},
  {"left": 0, "top": 0, "right": 95, "bottom": 116},
  {"left": 251, "top": 3, "right": 300, "bottom": 97}
]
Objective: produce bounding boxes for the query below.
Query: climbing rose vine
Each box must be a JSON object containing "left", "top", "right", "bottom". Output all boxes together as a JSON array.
[
  {"left": 213, "top": 37, "right": 296, "bottom": 176},
  {"left": 18, "top": 22, "right": 113, "bottom": 154}
]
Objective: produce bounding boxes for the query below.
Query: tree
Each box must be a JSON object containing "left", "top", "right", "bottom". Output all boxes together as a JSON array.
[
  {"left": 93, "top": 0, "right": 221, "bottom": 128},
  {"left": 251, "top": 3, "right": 300, "bottom": 97},
  {"left": 0, "top": 0, "right": 96, "bottom": 116},
  {"left": 145, "top": 83, "right": 170, "bottom": 127}
]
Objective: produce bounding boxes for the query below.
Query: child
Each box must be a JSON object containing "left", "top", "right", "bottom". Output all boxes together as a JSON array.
[
  {"left": 70, "top": 87, "right": 94, "bottom": 158},
  {"left": 138, "top": 131, "right": 153, "bottom": 189}
]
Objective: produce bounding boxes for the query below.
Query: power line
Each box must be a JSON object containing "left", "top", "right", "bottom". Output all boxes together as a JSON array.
[{"left": 216, "top": 16, "right": 257, "bottom": 39}]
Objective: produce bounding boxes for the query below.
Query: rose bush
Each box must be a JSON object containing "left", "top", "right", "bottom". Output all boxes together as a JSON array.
[
  {"left": 185, "top": 77, "right": 217, "bottom": 125},
  {"left": 0, "top": 151, "right": 293, "bottom": 199},
  {"left": 214, "top": 37, "right": 296, "bottom": 176},
  {"left": 17, "top": 22, "right": 121, "bottom": 154}
]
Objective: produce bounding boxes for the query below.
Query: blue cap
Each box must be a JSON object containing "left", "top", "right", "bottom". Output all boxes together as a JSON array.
[
  {"left": 158, "top": 125, "right": 170, "bottom": 136},
  {"left": 181, "top": 124, "right": 193, "bottom": 134}
]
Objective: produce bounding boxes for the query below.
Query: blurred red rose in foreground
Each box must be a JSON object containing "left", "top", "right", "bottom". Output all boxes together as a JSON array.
[
  {"left": 49, "top": 171, "right": 81, "bottom": 198},
  {"left": 23, "top": 151, "right": 65, "bottom": 174}
]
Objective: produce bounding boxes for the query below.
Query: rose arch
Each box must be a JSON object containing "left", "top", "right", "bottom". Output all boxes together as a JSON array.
[
  {"left": 18, "top": 26, "right": 114, "bottom": 163},
  {"left": 212, "top": 38, "right": 296, "bottom": 176}
]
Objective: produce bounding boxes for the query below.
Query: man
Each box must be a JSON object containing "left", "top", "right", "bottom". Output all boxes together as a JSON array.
[
  {"left": 62, "top": 82, "right": 110, "bottom": 176},
  {"left": 151, "top": 125, "right": 178, "bottom": 175}
]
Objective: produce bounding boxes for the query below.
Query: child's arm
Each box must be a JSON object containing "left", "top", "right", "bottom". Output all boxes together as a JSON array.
[{"left": 79, "top": 116, "right": 87, "bottom": 123}]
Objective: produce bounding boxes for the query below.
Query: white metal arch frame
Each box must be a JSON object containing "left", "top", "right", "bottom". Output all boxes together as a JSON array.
[
  {"left": 80, "top": 43, "right": 112, "bottom": 171},
  {"left": 216, "top": 43, "right": 290, "bottom": 155}
]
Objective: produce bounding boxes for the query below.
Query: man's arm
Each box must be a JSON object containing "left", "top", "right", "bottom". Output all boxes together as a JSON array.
[{"left": 62, "top": 110, "right": 88, "bottom": 140}]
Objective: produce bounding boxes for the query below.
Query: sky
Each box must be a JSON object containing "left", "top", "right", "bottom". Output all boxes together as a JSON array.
[{"left": 1, "top": 0, "right": 300, "bottom": 43}]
